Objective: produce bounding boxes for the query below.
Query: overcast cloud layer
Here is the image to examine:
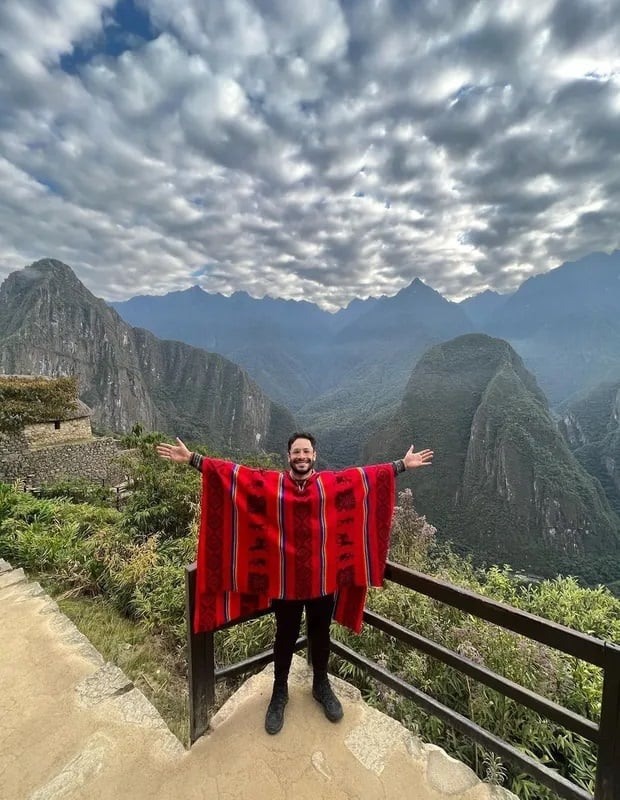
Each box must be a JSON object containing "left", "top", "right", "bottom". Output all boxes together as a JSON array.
[{"left": 1, "top": 0, "right": 620, "bottom": 309}]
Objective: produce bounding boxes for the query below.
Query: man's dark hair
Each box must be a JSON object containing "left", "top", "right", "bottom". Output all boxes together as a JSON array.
[{"left": 287, "top": 431, "right": 316, "bottom": 452}]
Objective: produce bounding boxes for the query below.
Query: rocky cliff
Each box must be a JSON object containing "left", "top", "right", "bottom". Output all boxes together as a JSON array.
[
  {"left": 364, "top": 334, "right": 620, "bottom": 582},
  {"left": 0, "top": 259, "right": 295, "bottom": 453},
  {"left": 559, "top": 381, "right": 620, "bottom": 517}
]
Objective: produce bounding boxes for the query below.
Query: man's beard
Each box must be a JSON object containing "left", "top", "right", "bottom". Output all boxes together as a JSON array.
[{"left": 290, "top": 459, "right": 314, "bottom": 477}]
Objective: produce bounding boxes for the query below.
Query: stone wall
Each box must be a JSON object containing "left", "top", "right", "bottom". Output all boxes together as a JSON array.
[
  {"left": 0, "top": 431, "right": 28, "bottom": 459},
  {"left": 23, "top": 417, "right": 92, "bottom": 448},
  {"left": 0, "top": 431, "right": 28, "bottom": 479},
  {"left": 0, "top": 437, "right": 126, "bottom": 486}
]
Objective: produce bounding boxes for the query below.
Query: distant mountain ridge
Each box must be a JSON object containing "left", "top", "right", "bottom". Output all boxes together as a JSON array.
[
  {"left": 459, "top": 289, "right": 510, "bottom": 328},
  {"left": 5, "top": 258, "right": 620, "bottom": 584},
  {"left": 113, "top": 276, "right": 474, "bottom": 465},
  {"left": 112, "top": 285, "right": 339, "bottom": 410},
  {"left": 0, "top": 259, "right": 295, "bottom": 453},
  {"left": 364, "top": 334, "right": 620, "bottom": 582},
  {"left": 481, "top": 251, "right": 620, "bottom": 404},
  {"left": 111, "top": 249, "right": 620, "bottom": 465},
  {"left": 297, "top": 278, "right": 473, "bottom": 465}
]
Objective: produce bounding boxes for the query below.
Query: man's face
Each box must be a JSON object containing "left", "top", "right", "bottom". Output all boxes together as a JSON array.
[{"left": 288, "top": 438, "right": 316, "bottom": 476}]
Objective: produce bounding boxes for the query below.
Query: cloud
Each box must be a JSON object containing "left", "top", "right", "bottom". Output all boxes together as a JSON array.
[
  {"left": 1, "top": 0, "right": 620, "bottom": 308},
  {"left": 0, "top": 0, "right": 114, "bottom": 69}
]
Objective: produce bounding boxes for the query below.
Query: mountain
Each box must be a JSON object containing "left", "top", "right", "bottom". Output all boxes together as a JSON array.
[
  {"left": 111, "top": 286, "right": 339, "bottom": 410},
  {"left": 364, "top": 334, "right": 620, "bottom": 582},
  {"left": 459, "top": 289, "right": 510, "bottom": 327},
  {"left": 331, "top": 295, "right": 380, "bottom": 329},
  {"left": 112, "top": 277, "right": 473, "bottom": 467},
  {"left": 335, "top": 278, "right": 471, "bottom": 344},
  {"left": 0, "top": 259, "right": 295, "bottom": 453},
  {"left": 559, "top": 381, "right": 620, "bottom": 517},
  {"left": 111, "top": 250, "right": 620, "bottom": 424},
  {"left": 482, "top": 251, "right": 620, "bottom": 405},
  {"left": 297, "top": 279, "right": 473, "bottom": 465}
]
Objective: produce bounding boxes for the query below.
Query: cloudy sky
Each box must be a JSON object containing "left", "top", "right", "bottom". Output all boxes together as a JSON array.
[{"left": 1, "top": 0, "right": 619, "bottom": 310}]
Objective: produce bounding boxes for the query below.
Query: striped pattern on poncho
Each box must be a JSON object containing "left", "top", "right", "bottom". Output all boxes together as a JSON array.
[{"left": 194, "top": 458, "right": 395, "bottom": 634}]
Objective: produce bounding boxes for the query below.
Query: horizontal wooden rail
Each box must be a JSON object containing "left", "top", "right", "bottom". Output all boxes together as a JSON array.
[
  {"left": 384, "top": 562, "right": 608, "bottom": 666},
  {"left": 215, "top": 637, "right": 307, "bottom": 682},
  {"left": 363, "top": 608, "right": 599, "bottom": 743}
]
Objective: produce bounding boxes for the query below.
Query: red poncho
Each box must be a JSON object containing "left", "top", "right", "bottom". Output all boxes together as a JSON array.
[{"left": 194, "top": 458, "right": 395, "bottom": 634}]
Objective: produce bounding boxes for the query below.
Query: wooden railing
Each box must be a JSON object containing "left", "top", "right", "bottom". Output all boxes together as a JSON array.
[{"left": 185, "top": 561, "right": 620, "bottom": 800}]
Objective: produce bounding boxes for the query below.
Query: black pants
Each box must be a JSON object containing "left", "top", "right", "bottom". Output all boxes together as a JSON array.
[{"left": 271, "top": 594, "right": 335, "bottom": 685}]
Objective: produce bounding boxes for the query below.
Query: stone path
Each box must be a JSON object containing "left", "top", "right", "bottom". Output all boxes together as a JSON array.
[{"left": 0, "top": 560, "right": 517, "bottom": 799}]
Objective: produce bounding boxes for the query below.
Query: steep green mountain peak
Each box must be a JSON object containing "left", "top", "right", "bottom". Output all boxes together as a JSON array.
[{"left": 365, "top": 334, "right": 620, "bottom": 582}]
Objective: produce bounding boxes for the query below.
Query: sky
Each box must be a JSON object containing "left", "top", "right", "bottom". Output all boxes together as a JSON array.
[{"left": 1, "top": 0, "right": 620, "bottom": 310}]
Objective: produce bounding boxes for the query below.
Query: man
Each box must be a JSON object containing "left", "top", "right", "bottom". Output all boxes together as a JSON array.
[{"left": 156, "top": 432, "right": 433, "bottom": 735}]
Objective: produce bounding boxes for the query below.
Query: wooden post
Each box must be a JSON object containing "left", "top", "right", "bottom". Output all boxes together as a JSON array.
[
  {"left": 185, "top": 563, "right": 215, "bottom": 745},
  {"left": 595, "top": 643, "right": 620, "bottom": 799}
]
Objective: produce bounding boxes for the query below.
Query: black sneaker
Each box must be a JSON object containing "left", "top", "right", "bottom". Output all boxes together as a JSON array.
[
  {"left": 265, "top": 683, "right": 288, "bottom": 735},
  {"left": 312, "top": 679, "right": 344, "bottom": 722}
]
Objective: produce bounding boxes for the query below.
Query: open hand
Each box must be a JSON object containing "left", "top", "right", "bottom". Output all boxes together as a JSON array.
[
  {"left": 155, "top": 437, "right": 192, "bottom": 464},
  {"left": 403, "top": 445, "right": 434, "bottom": 469}
]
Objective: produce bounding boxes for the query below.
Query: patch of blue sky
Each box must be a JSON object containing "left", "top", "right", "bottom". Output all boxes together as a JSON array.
[
  {"left": 60, "top": 0, "right": 157, "bottom": 74},
  {"left": 190, "top": 266, "right": 211, "bottom": 279},
  {"left": 32, "top": 175, "right": 64, "bottom": 196},
  {"left": 450, "top": 82, "right": 512, "bottom": 107}
]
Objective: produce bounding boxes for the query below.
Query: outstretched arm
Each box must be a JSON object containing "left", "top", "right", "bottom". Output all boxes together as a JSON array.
[{"left": 156, "top": 437, "right": 193, "bottom": 465}]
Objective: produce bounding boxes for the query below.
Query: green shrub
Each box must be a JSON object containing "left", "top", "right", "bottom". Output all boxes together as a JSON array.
[
  {"left": 118, "top": 437, "right": 200, "bottom": 542},
  {"left": 132, "top": 561, "right": 187, "bottom": 642},
  {"left": 37, "top": 478, "right": 113, "bottom": 507}
]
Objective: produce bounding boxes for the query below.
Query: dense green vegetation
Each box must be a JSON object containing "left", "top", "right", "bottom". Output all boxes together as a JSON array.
[
  {"left": 0, "top": 375, "right": 78, "bottom": 432},
  {"left": 1, "top": 437, "right": 619, "bottom": 798},
  {"left": 0, "top": 433, "right": 280, "bottom": 651}
]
